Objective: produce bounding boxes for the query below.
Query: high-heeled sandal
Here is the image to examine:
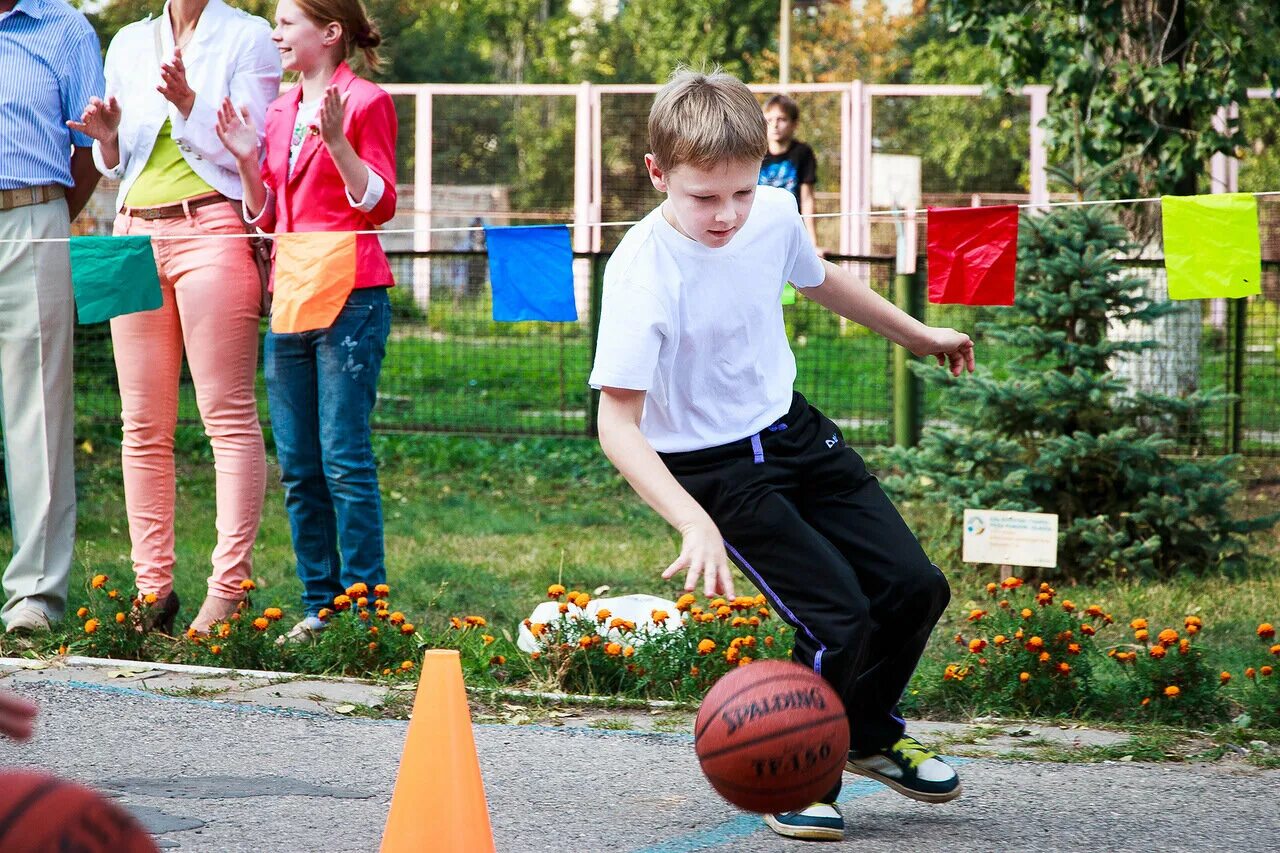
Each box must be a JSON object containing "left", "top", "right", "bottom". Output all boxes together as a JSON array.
[
  {"left": 188, "top": 595, "right": 244, "bottom": 635},
  {"left": 137, "top": 590, "right": 180, "bottom": 635}
]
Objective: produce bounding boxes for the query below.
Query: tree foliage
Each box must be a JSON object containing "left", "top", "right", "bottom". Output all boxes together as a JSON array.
[{"left": 883, "top": 206, "right": 1277, "bottom": 581}]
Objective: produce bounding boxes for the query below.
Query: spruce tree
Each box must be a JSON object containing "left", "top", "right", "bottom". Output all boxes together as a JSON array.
[{"left": 883, "top": 206, "right": 1276, "bottom": 581}]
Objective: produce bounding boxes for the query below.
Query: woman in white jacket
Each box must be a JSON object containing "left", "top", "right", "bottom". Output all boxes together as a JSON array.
[{"left": 70, "top": 0, "right": 281, "bottom": 635}]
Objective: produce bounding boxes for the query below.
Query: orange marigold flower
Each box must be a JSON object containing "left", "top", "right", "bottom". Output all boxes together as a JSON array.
[
  {"left": 1081, "top": 624, "right": 1097, "bottom": 636},
  {"left": 530, "top": 652, "right": 541, "bottom": 661},
  {"left": 651, "top": 609, "right": 669, "bottom": 623},
  {"left": 1262, "top": 666, "right": 1275, "bottom": 677},
  {"left": 346, "top": 583, "right": 369, "bottom": 597},
  {"left": 942, "top": 664, "right": 958, "bottom": 681},
  {"left": 465, "top": 615, "right": 487, "bottom": 627},
  {"left": 578, "top": 635, "right": 594, "bottom": 649},
  {"left": 375, "top": 599, "right": 389, "bottom": 611},
  {"left": 239, "top": 579, "right": 257, "bottom": 591},
  {"left": 530, "top": 622, "right": 546, "bottom": 638},
  {"left": 1036, "top": 592, "right": 1052, "bottom": 606},
  {"left": 115, "top": 612, "right": 125, "bottom": 624},
  {"left": 482, "top": 635, "right": 495, "bottom": 646},
  {"left": 374, "top": 584, "right": 390, "bottom": 597},
  {"left": 210, "top": 645, "right": 222, "bottom": 655},
  {"left": 84, "top": 618, "right": 99, "bottom": 634},
  {"left": 574, "top": 593, "right": 591, "bottom": 608},
  {"left": 333, "top": 594, "right": 352, "bottom": 609},
  {"left": 1001, "top": 576, "right": 1023, "bottom": 589},
  {"left": 595, "top": 608, "right": 612, "bottom": 624},
  {"left": 1061, "top": 600, "right": 1076, "bottom": 613},
  {"left": 1258, "top": 623, "right": 1276, "bottom": 640},
  {"left": 317, "top": 608, "right": 333, "bottom": 620},
  {"left": 1246, "top": 667, "right": 1257, "bottom": 679},
  {"left": 968, "top": 638, "right": 987, "bottom": 654},
  {"left": 1014, "top": 628, "right": 1025, "bottom": 640},
  {"left": 1134, "top": 629, "right": 1149, "bottom": 642},
  {"left": 1057, "top": 662, "right": 1070, "bottom": 675},
  {"left": 747, "top": 616, "right": 761, "bottom": 627},
  {"left": 1141, "top": 697, "right": 1151, "bottom": 706},
  {"left": 400, "top": 623, "right": 415, "bottom": 635},
  {"left": 1019, "top": 671, "right": 1030, "bottom": 683},
  {"left": 547, "top": 584, "right": 566, "bottom": 599},
  {"left": 1039, "top": 582, "right": 1053, "bottom": 593},
  {"left": 716, "top": 606, "right": 732, "bottom": 618},
  {"left": 1038, "top": 651, "right": 1050, "bottom": 663},
  {"left": 698, "top": 613, "right": 715, "bottom": 624},
  {"left": 355, "top": 597, "right": 369, "bottom": 608},
  {"left": 697, "top": 639, "right": 717, "bottom": 655},
  {"left": 623, "top": 646, "right": 635, "bottom": 658},
  {"left": 1056, "top": 630, "right": 1074, "bottom": 642},
  {"left": 1220, "top": 671, "right": 1231, "bottom": 684},
  {"left": 252, "top": 617, "right": 269, "bottom": 631},
  {"left": 764, "top": 636, "right": 775, "bottom": 647},
  {"left": 731, "top": 616, "right": 748, "bottom": 628},
  {"left": 1026, "top": 636, "right": 1045, "bottom": 652},
  {"left": 993, "top": 634, "right": 1008, "bottom": 646},
  {"left": 1085, "top": 605, "right": 1105, "bottom": 618},
  {"left": 968, "top": 609, "right": 986, "bottom": 622},
  {"left": 76, "top": 607, "right": 89, "bottom": 619},
  {"left": 1186, "top": 623, "right": 1200, "bottom": 635},
  {"left": 107, "top": 590, "right": 119, "bottom": 600},
  {"left": 1149, "top": 646, "right": 1166, "bottom": 659},
  {"left": 757, "top": 607, "right": 770, "bottom": 618},
  {"left": 604, "top": 642, "right": 622, "bottom": 656},
  {"left": 400, "top": 660, "right": 415, "bottom": 671},
  {"left": 1184, "top": 615, "right": 1202, "bottom": 628},
  {"left": 954, "top": 633, "right": 966, "bottom": 646},
  {"left": 724, "top": 647, "right": 740, "bottom": 663},
  {"left": 558, "top": 603, "right": 569, "bottom": 614},
  {"left": 143, "top": 593, "right": 159, "bottom": 605},
  {"left": 91, "top": 574, "right": 108, "bottom": 589},
  {"left": 1157, "top": 629, "right": 1178, "bottom": 647},
  {"left": 264, "top": 607, "right": 283, "bottom": 621},
  {"left": 675, "top": 594, "right": 696, "bottom": 612},
  {"left": 709, "top": 598, "right": 728, "bottom": 609},
  {"left": 448, "top": 616, "right": 463, "bottom": 629},
  {"left": 1163, "top": 685, "right": 1180, "bottom": 698},
  {"left": 1130, "top": 618, "right": 1148, "bottom": 631},
  {"left": 1270, "top": 644, "right": 1280, "bottom": 657},
  {"left": 1021, "top": 608, "right": 1033, "bottom": 620},
  {"left": 985, "top": 582, "right": 998, "bottom": 596},
  {"left": 1067, "top": 643, "right": 1081, "bottom": 655},
  {"left": 368, "top": 642, "right": 378, "bottom": 651},
  {"left": 690, "top": 665, "right": 700, "bottom": 677},
  {"left": 1178, "top": 638, "right": 1190, "bottom": 655}
]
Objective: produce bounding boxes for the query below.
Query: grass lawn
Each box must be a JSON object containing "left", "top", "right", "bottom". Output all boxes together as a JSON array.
[{"left": 4, "top": 429, "right": 1276, "bottom": 684}]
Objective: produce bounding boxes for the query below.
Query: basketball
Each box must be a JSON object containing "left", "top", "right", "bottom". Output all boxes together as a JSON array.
[
  {"left": 694, "top": 659, "right": 850, "bottom": 813},
  {"left": 0, "top": 771, "right": 157, "bottom": 853}
]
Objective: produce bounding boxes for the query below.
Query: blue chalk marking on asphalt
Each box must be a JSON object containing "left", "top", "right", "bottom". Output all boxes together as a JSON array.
[{"left": 628, "top": 758, "right": 971, "bottom": 853}]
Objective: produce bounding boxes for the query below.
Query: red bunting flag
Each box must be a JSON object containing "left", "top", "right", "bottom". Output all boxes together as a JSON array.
[{"left": 926, "top": 205, "right": 1019, "bottom": 306}]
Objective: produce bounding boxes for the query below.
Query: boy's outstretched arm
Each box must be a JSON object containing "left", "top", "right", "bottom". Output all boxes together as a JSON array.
[
  {"left": 806, "top": 259, "right": 976, "bottom": 376},
  {"left": 597, "top": 387, "right": 736, "bottom": 598}
]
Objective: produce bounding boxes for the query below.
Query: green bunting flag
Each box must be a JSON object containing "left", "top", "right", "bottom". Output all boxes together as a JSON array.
[
  {"left": 70, "top": 235, "right": 162, "bottom": 324},
  {"left": 1161, "top": 194, "right": 1261, "bottom": 300}
]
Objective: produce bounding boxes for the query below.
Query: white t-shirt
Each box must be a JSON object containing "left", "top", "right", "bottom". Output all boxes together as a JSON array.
[
  {"left": 289, "top": 99, "right": 321, "bottom": 176},
  {"left": 589, "top": 185, "right": 827, "bottom": 453}
]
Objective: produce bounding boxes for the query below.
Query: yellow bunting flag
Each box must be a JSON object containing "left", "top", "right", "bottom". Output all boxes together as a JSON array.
[
  {"left": 270, "top": 231, "right": 358, "bottom": 333},
  {"left": 1161, "top": 194, "right": 1261, "bottom": 300}
]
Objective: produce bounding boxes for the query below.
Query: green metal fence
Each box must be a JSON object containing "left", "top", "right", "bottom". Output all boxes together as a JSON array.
[{"left": 69, "top": 250, "right": 1280, "bottom": 456}]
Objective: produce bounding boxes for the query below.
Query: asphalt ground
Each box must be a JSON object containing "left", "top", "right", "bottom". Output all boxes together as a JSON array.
[{"left": 1, "top": 677, "right": 1278, "bottom": 852}]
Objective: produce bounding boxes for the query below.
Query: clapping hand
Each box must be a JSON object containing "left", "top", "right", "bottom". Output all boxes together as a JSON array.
[
  {"left": 157, "top": 47, "right": 196, "bottom": 118},
  {"left": 215, "top": 97, "right": 260, "bottom": 164},
  {"left": 317, "top": 85, "right": 351, "bottom": 151},
  {"left": 67, "top": 96, "right": 122, "bottom": 143}
]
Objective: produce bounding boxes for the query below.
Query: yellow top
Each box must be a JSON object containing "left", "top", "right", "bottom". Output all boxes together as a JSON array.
[{"left": 123, "top": 120, "right": 216, "bottom": 207}]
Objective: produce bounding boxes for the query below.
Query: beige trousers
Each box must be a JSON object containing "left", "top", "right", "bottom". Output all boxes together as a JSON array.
[{"left": 0, "top": 196, "right": 76, "bottom": 624}]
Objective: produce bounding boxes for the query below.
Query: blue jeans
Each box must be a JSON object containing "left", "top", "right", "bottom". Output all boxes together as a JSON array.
[{"left": 264, "top": 287, "right": 390, "bottom": 616}]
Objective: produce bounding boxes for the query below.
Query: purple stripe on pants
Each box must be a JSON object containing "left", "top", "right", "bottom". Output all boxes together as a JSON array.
[{"left": 724, "top": 540, "right": 827, "bottom": 676}]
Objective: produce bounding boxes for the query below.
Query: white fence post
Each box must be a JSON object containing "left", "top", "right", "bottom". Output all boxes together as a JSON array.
[
  {"left": 574, "top": 81, "right": 594, "bottom": 320},
  {"left": 1026, "top": 84, "right": 1050, "bottom": 212},
  {"left": 413, "top": 91, "right": 433, "bottom": 313}
]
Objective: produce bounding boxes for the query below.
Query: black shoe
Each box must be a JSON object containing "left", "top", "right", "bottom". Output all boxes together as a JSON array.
[{"left": 138, "top": 591, "right": 180, "bottom": 635}]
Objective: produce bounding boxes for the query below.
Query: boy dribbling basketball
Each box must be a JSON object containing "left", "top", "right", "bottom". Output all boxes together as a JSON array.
[{"left": 590, "top": 69, "right": 973, "bottom": 841}]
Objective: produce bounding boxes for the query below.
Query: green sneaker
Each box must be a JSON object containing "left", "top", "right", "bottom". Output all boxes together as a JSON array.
[
  {"left": 846, "top": 735, "right": 961, "bottom": 803},
  {"left": 763, "top": 802, "right": 844, "bottom": 841}
]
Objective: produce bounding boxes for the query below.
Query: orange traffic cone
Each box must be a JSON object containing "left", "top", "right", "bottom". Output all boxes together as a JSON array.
[{"left": 380, "top": 650, "right": 496, "bottom": 853}]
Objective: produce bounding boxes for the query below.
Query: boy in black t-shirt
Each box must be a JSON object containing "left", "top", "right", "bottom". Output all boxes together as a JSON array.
[{"left": 760, "top": 94, "right": 821, "bottom": 252}]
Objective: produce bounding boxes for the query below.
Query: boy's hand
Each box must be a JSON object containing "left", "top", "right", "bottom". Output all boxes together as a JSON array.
[
  {"left": 0, "top": 689, "right": 37, "bottom": 742},
  {"left": 911, "top": 327, "right": 976, "bottom": 377},
  {"left": 663, "top": 517, "right": 735, "bottom": 598}
]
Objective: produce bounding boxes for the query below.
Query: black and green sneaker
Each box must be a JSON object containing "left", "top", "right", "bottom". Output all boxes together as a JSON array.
[
  {"left": 763, "top": 802, "right": 844, "bottom": 841},
  {"left": 846, "top": 735, "right": 961, "bottom": 803}
]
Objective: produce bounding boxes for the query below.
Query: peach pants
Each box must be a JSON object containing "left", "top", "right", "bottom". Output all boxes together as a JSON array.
[{"left": 111, "top": 201, "right": 265, "bottom": 600}]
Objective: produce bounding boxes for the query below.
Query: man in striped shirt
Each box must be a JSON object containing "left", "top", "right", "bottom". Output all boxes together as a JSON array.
[{"left": 0, "top": 0, "right": 104, "bottom": 635}]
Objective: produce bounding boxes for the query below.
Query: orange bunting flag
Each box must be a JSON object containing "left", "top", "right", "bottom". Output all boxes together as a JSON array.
[
  {"left": 926, "top": 205, "right": 1019, "bottom": 306},
  {"left": 270, "top": 231, "right": 358, "bottom": 334}
]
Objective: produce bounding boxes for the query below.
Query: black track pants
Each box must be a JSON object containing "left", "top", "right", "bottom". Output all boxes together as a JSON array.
[{"left": 661, "top": 393, "right": 950, "bottom": 773}]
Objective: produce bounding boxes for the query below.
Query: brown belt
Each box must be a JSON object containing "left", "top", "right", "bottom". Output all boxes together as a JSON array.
[
  {"left": 0, "top": 185, "right": 65, "bottom": 212},
  {"left": 121, "top": 192, "right": 228, "bottom": 221}
]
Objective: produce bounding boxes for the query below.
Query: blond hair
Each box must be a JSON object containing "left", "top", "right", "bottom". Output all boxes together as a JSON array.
[
  {"left": 292, "top": 0, "right": 383, "bottom": 73},
  {"left": 648, "top": 68, "right": 767, "bottom": 172}
]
